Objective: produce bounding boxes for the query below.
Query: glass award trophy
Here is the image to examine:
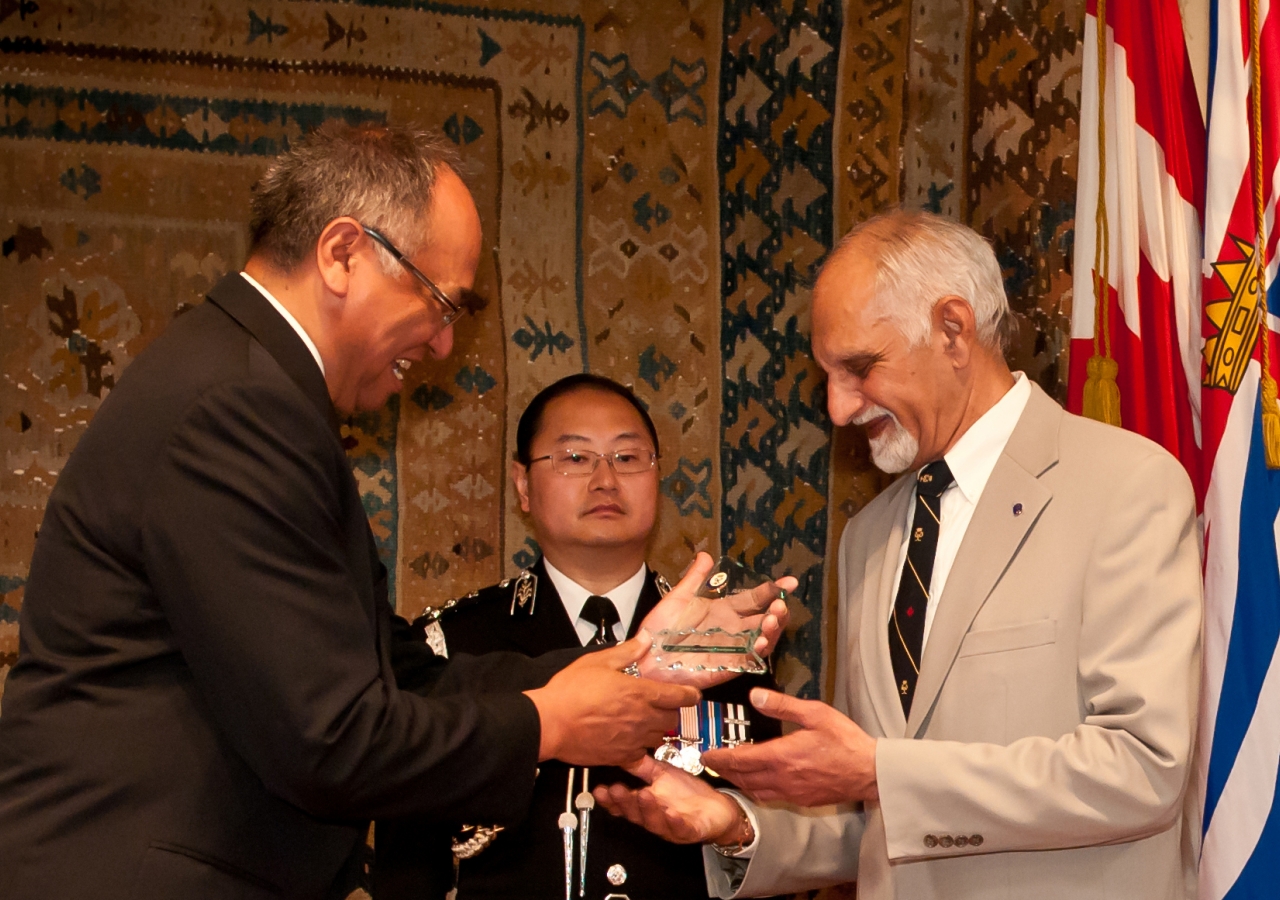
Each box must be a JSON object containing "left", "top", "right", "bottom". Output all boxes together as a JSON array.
[{"left": 648, "top": 556, "right": 771, "bottom": 675}]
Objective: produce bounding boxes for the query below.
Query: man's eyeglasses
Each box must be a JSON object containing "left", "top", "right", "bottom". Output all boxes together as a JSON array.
[
  {"left": 529, "top": 448, "right": 659, "bottom": 477},
  {"left": 361, "top": 223, "right": 467, "bottom": 327}
]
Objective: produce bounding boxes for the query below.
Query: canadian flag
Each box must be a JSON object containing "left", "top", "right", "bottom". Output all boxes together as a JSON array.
[{"left": 1068, "top": 0, "right": 1205, "bottom": 498}]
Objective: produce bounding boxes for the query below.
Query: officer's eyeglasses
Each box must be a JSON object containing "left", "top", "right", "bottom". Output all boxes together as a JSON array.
[{"left": 529, "top": 448, "right": 660, "bottom": 477}]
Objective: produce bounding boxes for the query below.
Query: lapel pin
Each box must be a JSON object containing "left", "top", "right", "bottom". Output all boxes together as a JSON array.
[{"left": 1012, "top": 503, "right": 1023, "bottom": 516}]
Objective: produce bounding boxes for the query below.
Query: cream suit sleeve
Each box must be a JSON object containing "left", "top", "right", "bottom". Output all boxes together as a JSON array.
[
  {"left": 875, "top": 446, "right": 1202, "bottom": 860},
  {"left": 701, "top": 498, "right": 872, "bottom": 899}
]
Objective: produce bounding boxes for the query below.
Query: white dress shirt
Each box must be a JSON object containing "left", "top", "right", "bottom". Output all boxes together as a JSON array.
[
  {"left": 542, "top": 559, "right": 646, "bottom": 646},
  {"left": 239, "top": 271, "right": 326, "bottom": 376},
  {"left": 891, "top": 372, "right": 1031, "bottom": 649}
]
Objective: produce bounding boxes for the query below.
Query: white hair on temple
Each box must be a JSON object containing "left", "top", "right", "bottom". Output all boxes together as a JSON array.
[{"left": 840, "top": 210, "right": 1011, "bottom": 351}]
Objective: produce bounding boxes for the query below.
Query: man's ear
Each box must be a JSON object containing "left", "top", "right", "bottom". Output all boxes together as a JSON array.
[
  {"left": 315, "top": 218, "right": 364, "bottom": 297},
  {"left": 512, "top": 460, "right": 532, "bottom": 513},
  {"left": 934, "top": 296, "right": 975, "bottom": 369}
]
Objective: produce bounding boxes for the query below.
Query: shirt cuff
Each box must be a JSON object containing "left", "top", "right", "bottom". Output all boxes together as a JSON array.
[{"left": 717, "top": 790, "right": 761, "bottom": 858}]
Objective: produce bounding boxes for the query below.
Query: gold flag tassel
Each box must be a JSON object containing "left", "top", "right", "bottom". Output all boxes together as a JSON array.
[
  {"left": 1260, "top": 366, "right": 1280, "bottom": 469},
  {"left": 1249, "top": 0, "right": 1279, "bottom": 467},
  {"left": 1085, "top": 0, "right": 1121, "bottom": 427},
  {"left": 1084, "top": 354, "right": 1122, "bottom": 426}
]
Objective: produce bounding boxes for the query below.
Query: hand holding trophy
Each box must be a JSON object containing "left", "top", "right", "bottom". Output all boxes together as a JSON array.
[{"left": 635, "top": 552, "right": 796, "bottom": 687}]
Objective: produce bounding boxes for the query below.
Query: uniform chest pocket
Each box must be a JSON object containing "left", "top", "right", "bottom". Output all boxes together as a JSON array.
[{"left": 957, "top": 619, "right": 1057, "bottom": 658}]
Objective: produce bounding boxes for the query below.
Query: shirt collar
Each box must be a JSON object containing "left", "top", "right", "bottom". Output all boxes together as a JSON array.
[
  {"left": 941, "top": 372, "right": 1031, "bottom": 505},
  {"left": 239, "top": 271, "right": 325, "bottom": 376},
  {"left": 542, "top": 558, "right": 647, "bottom": 634}
]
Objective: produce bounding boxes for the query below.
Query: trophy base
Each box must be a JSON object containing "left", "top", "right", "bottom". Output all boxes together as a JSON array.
[{"left": 648, "top": 626, "right": 767, "bottom": 675}]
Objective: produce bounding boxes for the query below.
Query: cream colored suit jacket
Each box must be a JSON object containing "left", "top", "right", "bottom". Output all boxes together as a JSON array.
[{"left": 706, "top": 385, "right": 1202, "bottom": 900}]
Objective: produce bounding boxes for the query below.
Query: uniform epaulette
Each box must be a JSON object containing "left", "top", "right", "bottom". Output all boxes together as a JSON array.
[
  {"left": 653, "top": 569, "right": 672, "bottom": 597},
  {"left": 415, "top": 587, "right": 486, "bottom": 659},
  {"left": 415, "top": 568, "right": 540, "bottom": 656},
  {"left": 506, "top": 567, "right": 537, "bottom": 616}
]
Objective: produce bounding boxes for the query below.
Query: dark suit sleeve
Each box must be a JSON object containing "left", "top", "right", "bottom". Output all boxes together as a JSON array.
[
  {"left": 138, "top": 375, "right": 539, "bottom": 824},
  {"left": 389, "top": 612, "right": 580, "bottom": 695}
]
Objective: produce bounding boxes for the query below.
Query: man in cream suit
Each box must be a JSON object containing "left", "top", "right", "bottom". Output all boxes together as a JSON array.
[{"left": 595, "top": 210, "right": 1203, "bottom": 900}]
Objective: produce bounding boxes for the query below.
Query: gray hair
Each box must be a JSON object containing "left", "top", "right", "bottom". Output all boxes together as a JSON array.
[
  {"left": 249, "top": 121, "right": 461, "bottom": 272},
  {"left": 838, "top": 209, "right": 1010, "bottom": 351}
]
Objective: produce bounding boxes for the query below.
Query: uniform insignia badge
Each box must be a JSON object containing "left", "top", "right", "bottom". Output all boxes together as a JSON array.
[
  {"left": 653, "top": 701, "right": 752, "bottom": 776},
  {"left": 424, "top": 620, "right": 449, "bottom": 658},
  {"left": 452, "top": 824, "right": 504, "bottom": 860},
  {"left": 509, "top": 569, "right": 537, "bottom": 616}
]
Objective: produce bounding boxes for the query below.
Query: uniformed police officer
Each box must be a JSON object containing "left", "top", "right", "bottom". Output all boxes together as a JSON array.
[{"left": 375, "top": 374, "right": 779, "bottom": 900}]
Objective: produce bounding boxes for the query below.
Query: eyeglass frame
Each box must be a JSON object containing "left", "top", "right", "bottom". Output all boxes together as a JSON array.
[
  {"left": 360, "top": 223, "right": 465, "bottom": 327},
  {"left": 527, "top": 448, "right": 661, "bottom": 477}
]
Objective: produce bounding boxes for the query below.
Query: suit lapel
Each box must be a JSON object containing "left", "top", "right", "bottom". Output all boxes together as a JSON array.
[
  {"left": 204, "top": 273, "right": 340, "bottom": 437},
  {"left": 507, "top": 558, "right": 584, "bottom": 654},
  {"left": 859, "top": 477, "right": 914, "bottom": 738},
  {"left": 206, "top": 277, "right": 378, "bottom": 633},
  {"left": 906, "top": 385, "right": 1062, "bottom": 736}
]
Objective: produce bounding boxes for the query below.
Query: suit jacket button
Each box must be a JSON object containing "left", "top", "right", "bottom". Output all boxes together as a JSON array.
[
  {"left": 924, "top": 834, "right": 938, "bottom": 848},
  {"left": 955, "top": 835, "right": 968, "bottom": 847},
  {"left": 939, "top": 835, "right": 954, "bottom": 848},
  {"left": 970, "top": 834, "right": 983, "bottom": 846}
]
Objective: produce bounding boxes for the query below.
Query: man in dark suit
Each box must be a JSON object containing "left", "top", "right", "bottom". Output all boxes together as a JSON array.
[
  {"left": 376, "top": 375, "right": 780, "bottom": 900},
  {"left": 0, "top": 124, "right": 791, "bottom": 900}
]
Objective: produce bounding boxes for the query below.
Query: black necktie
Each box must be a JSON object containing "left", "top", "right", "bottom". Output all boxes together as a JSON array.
[
  {"left": 889, "top": 459, "right": 954, "bottom": 717},
  {"left": 580, "top": 595, "right": 621, "bottom": 647}
]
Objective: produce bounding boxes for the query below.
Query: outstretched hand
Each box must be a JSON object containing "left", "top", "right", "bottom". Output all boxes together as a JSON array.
[
  {"left": 700, "top": 688, "right": 879, "bottom": 806},
  {"left": 636, "top": 552, "right": 797, "bottom": 686},
  {"left": 525, "top": 638, "right": 699, "bottom": 766},
  {"left": 593, "top": 755, "right": 744, "bottom": 845}
]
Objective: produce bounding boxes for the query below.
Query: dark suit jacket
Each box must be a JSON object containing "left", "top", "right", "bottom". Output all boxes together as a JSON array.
[
  {"left": 0, "top": 274, "right": 569, "bottom": 900},
  {"left": 376, "top": 558, "right": 779, "bottom": 900}
]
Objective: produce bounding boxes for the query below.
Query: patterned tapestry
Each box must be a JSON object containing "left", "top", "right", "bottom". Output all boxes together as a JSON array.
[{"left": 0, "top": 0, "right": 1081, "bottom": 736}]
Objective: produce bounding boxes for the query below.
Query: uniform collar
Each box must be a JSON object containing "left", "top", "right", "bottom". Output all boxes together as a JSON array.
[{"left": 542, "top": 558, "right": 647, "bottom": 637}]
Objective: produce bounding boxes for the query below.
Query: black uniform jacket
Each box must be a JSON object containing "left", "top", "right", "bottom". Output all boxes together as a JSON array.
[
  {"left": 0, "top": 275, "right": 572, "bottom": 900},
  {"left": 376, "top": 557, "right": 779, "bottom": 900}
]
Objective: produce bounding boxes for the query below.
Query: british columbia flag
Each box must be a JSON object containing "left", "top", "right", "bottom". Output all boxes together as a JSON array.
[{"left": 1198, "top": 0, "right": 1280, "bottom": 896}]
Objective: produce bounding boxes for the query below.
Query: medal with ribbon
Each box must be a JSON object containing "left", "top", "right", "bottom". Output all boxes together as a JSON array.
[{"left": 653, "top": 700, "right": 751, "bottom": 776}]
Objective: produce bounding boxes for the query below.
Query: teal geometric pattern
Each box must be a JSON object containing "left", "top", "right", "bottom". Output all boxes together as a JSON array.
[
  {"left": 344, "top": 398, "right": 400, "bottom": 608},
  {"left": 0, "top": 83, "right": 384, "bottom": 156},
  {"left": 718, "top": 0, "right": 841, "bottom": 699},
  {"left": 661, "top": 458, "right": 714, "bottom": 518},
  {"left": 586, "top": 51, "right": 708, "bottom": 125}
]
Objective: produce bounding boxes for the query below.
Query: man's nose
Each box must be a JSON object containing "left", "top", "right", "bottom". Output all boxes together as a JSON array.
[
  {"left": 427, "top": 324, "right": 454, "bottom": 360},
  {"left": 827, "top": 386, "right": 865, "bottom": 427},
  {"left": 589, "top": 455, "right": 620, "bottom": 488}
]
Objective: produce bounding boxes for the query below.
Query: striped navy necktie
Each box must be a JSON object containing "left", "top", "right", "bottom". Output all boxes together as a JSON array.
[{"left": 889, "top": 459, "right": 954, "bottom": 716}]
